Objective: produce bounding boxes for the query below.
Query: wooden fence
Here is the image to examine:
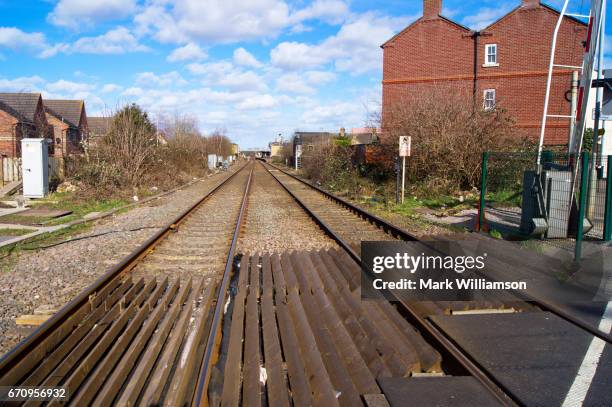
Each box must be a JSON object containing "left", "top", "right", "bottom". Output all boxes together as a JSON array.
[{"left": 0, "top": 156, "right": 64, "bottom": 186}]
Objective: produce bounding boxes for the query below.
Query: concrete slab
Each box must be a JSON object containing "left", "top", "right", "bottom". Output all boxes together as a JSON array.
[
  {"left": 378, "top": 377, "right": 502, "bottom": 407},
  {"left": 430, "top": 312, "right": 611, "bottom": 406},
  {"left": 18, "top": 208, "right": 72, "bottom": 218},
  {"left": 0, "top": 207, "right": 29, "bottom": 217}
]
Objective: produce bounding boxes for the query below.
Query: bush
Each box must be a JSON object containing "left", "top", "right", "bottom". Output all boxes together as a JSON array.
[
  {"left": 381, "top": 87, "right": 534, "bottom": 195},
  {"left": 72, "top": 106, "right": 234, "bottom": 197},
  {"left": 301, "top": 142, "right": 354, "bottom": 190}
]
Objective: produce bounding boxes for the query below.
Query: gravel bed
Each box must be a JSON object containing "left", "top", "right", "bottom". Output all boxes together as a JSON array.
[
  {"left": 0, "top": 165, "right": 242, "bottom": 354},
  {"left": 238, "top": 162, "right": 336, "bottom": 254}
]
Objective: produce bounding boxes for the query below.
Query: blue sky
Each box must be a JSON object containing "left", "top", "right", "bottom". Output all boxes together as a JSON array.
[{"left": 0, "top": 0, "right": 608, "bottom": 148}]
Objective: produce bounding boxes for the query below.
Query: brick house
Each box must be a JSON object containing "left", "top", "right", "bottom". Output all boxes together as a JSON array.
[
  {"left": 0, "top": 93, "right": 51, "bottom": 157},
  {"left": 88, "top": 117, "right": 111, "bottom": 137},
  {"left": 381, "top": 0, "right": 587, "bottom": 145},
  {"left": 44, "top": 99, "right": 87, "bottom": 157}
]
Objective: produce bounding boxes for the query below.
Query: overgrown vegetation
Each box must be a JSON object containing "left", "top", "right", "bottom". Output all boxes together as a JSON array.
[
  {"left": 71, "top": 105, "right": 233, "bottom": 198},
  {"left": 299, "top": 88, "right": 536, "bottom": 219},
  {"left": 381, "top": 88, "right": 533, "bottom": 195},
  {"left": 302, "top": 89, "right": 533, "bottom": 204}
]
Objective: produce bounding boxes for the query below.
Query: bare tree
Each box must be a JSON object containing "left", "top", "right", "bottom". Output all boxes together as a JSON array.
[{"left": 379, "top": 87, "right": 532, "bottom": 193}]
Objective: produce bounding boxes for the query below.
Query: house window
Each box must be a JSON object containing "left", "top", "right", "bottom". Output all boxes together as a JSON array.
[
  {"left": 484, "top": 44, "right": 498, "bottom": 66},
  {"left": 483, "top": 89, "right": 496, "bottom": 111}
]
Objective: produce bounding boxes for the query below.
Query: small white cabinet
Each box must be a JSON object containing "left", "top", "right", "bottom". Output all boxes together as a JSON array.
[{"left": 22, "top": 138, "right": 49, "bottom": 198}]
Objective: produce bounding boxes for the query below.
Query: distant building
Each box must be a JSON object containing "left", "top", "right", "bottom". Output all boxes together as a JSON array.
[
  {"left": 44, "top": 99, "right": 87, "bottom": 157},
  {"left": 231, "top": 143, "right": 239, "bottom": 155},
  {"left": 381, "top": 0, "right": 587, "bottom": 144},
  {"left": 292, "top": 131, "right": 337, "bottom": 168},
  {"left": 0, "top": 93, "right": 51, "bottom": 157},
  {"left": 269, "top": 141, "right": 283, "bottom": 158},
  {"left": 87, "top": 116, "right": 112, "bottom": 145},
  {"left": 350, "top": 128, "right": 380, "bottom": 146},
  {"left": 269, "top": 135, "right": 286, "bottom": 158}
]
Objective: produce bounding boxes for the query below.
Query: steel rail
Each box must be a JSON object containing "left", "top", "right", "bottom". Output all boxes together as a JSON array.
[
  {"left": 192, "top": 162, "right": 254, "bottom": 407},
  {"left": 259, "top": 160, "right": 520, "bottom": 406},
  {"left": 0, "top": 163, "right": 250, "bottom": 378},
  {"left": 263, "top": 160, "right": 612, "bottom": 344}
]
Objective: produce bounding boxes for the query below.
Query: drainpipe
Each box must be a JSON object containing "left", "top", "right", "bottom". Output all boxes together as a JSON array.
[{"left": 472, "top": 31, "right": 481, "bottom": 113}]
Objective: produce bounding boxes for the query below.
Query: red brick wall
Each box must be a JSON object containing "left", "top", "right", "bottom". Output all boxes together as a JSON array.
[
  {"left": 382, "top": 4, "right": 587, "bottom": 145},
  {"left": 46, "top": 113, "right": 69, "bottom": 157},
  {"left": 0, "top": 109, "right": 18, "bottom": 156}
]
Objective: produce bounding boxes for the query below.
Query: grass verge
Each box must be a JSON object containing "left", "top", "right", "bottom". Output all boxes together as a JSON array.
[{"left": 0, "top": 222, "right": 92, "bottom": 272}]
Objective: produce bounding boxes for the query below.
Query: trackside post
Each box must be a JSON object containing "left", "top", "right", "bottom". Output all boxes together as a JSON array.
[
  {"left": 477, "top": 151, "right": 489, "bottom": 232},
  {"left": 575, "top": 151, "right": 590, "bottom": 261},
  {"left": 604, "top": 155, "right": 612, "bottom": 241}
]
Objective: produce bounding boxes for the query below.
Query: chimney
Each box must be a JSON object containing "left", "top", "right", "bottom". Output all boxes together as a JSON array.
[
  {"left": 423, "top": 0, "right": 442, "bottom": 19},
  {"left": 521, "top": 0, "right": 540, "bottom": 8}
]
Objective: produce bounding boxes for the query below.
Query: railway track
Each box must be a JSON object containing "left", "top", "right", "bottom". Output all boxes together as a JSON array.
[
  {"left": 0, "top": 158, "right": 609, "bottom": 406},
  {"left": 252, "top": 160, "right": 611, "bottom": 406},
  {"left": 0, "top": 161, "right": 254, "bottom": 406}
]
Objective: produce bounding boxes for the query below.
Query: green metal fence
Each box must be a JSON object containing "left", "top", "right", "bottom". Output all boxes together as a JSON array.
[{"left": 477, "top": 151, "right": 612, "bottom": 260}]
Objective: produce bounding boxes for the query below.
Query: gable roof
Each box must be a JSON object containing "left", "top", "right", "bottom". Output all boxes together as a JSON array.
[
  {"left": 381, "top": 1, "right": 586, "bottom": 48},
  {"left": 381, "top": 15, "right": 471, "bottom": 48},
  {"left": 294, "top": 132, "right": 337, "bottom": 143},
  {"left": 88, "top": 117, "right": 112, "bottom": 136},
  {"left": 484, "top": 2, "right": 587, "bottom": 31},
  {"left": 44, "top": 99, "right": 85, "bottom": 128},
  {"left": 0, "top": 93, "right": 42, "bottom": 122}
]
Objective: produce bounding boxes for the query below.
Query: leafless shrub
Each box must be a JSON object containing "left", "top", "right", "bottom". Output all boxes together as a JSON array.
[
  {"left": 301, "top": 141, "right": 355, "bottom": 189},
  {"left": 159, "top": 113, "right": 208, "bottom": 176},
  {"left": 71, "top": 106, "right": 235, "bottom": 197},
  {"left": 380, "top": 87, "right": 533, "bottom": 195}
]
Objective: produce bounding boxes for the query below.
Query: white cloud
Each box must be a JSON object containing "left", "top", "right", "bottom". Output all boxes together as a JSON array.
[
  {"left": 0, "top": 27, "right": 47, "bottom": 51},
  {"left": 135, "top": 0, "right": 290, "bottom": 44},
  {"left": 46, "top": 79, "right": 95, "bottom": 94},
  {"left": 168, "top": 43, "right": 207, "bottom": 62},
  {"left": 301, "top": 101, "right": 361, "bottom": 127},
  {"left": 288, "top": 0, "right": 349, "bottom": 25},
  {"left": 289, "top": 23, "right": 313, "bottom": 34},
  {"left": 233, "top": 48, "right": 262, "bottom": 68},
  {"left": 275, "top": 70, "right": 335, "bottom": 94},
  {"left": 101, "top": 83, "right": 122, "bottom": 93},
  {"left": 187, "top": 61, "right": 234, "bottom": 77},
  {"left": 0, "top": 76, "right": 45, "bottom": 92},
  {"left": 305, "top": 70, "right": 336, "bottom": 84},
  {"left": 187, "top": 61, "right": 267, "bottom": 92},
  {"left": 271, "top": 13, "right": 411, "bottom": 74},
  {"left": 236, "top": 94, "right": 278, "bottom": 110},
  {"left": 48, "top": 0, "right": 137, "bottom": 29},
  {"left": 270, "top": 41, "right": 327, "bottom": 69},
  {"left": 72, "top": 27, "right": 149, "bottom": 54},
  {"left": 122, "top": 87, "right": 144, "bottom": 97},
  {"left": 135, "top": 71, "right": 187, "bottom": 87},
  {"left": 41, "top": 27, "right": 149, "bottom": 58},
  {"left": 218, "top": 71, "right": 268, "bottom": 92},
  {"left": 134, "top": 0, "right": 354, "bottom": 45},
  {"left": 276, "top": 73, "right": 315, "bottom": 94},
  {"left": 461, "top": 5, "right": 514, "bottom": 30}
]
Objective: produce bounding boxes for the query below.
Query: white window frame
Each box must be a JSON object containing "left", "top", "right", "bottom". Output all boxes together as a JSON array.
[
  {"left": 484, "top": 44, "right": 498, "bottom": 67},
  {"left": 483, "top": 89, "right": 496, "bottom": 111}
]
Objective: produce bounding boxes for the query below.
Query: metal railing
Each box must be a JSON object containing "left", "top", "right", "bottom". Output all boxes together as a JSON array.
[{"left": 477, "top": 151, "right": 612, "bottom": 260}]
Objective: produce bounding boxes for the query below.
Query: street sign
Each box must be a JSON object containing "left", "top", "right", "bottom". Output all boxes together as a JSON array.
[{"left": 399, "top": 136, "right": 411, "bottom": 157}]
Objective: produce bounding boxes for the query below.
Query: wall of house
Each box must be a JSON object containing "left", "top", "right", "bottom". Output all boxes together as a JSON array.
[
  {"left": 382, "top": 17, "right": 473, "bottom": 135},
  {"left": 382, "top": 4, "right": 587, "bottom": 145},
  {"left": 46, "top": 113, "right": 69, "bottom": 157},
  {"left": 477, "top": 5, "right": 586, "bottom": 144},
  {"left": 0, "top": 109, "right": 18, "bottom": 156}
]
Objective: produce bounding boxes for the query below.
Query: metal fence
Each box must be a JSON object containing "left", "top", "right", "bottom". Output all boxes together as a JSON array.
[{"left": 477, "top": 151, "right": 612, "bottom": 258}]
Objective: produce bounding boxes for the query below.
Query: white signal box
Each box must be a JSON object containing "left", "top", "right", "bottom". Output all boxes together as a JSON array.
[{"left": 22, "top": 138, "right": 49, "bottom": 198}]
